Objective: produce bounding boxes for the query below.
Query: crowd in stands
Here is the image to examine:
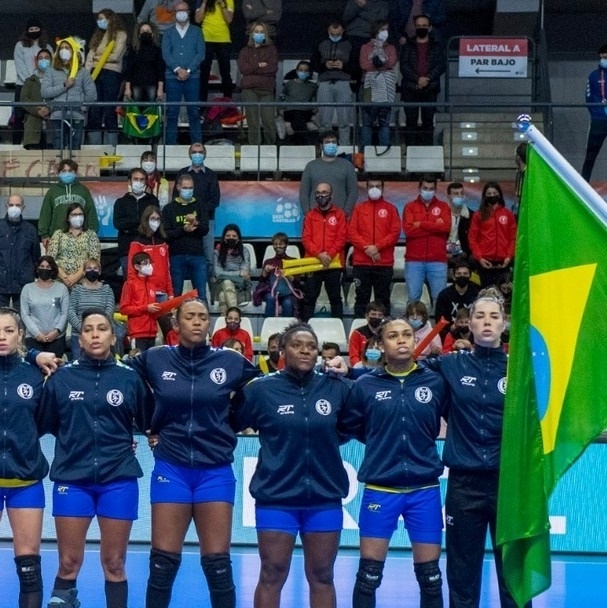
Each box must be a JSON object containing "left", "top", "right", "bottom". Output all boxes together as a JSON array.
[{"left": 9, "top": 1, "right": 452, "bottom": 149}]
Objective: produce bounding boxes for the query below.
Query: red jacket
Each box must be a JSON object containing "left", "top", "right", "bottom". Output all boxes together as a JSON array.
[
  {"left": 348, "top": 197, "right": 401, "bottom": 267},
  {"left": 211, "top": 327, "right": 254, "bottom": 362},
  {"left": 302, "top": 205, "right": 347, "bottom": 264},
  {"left": 128, "top": 240, "right": 174, "bottom": 297},
  {"left": 468, "top": 206, "right": 517, "bottom": 262},
  {"left": 403, "top": 196, "right": 451, "bottom": 262},
  {"left": 119, "top": 274, "right": 158, "bottom": 339}
]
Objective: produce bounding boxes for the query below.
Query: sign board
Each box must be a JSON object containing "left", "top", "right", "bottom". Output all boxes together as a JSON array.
[{"left": 458, "top": 38, "right": 528, "bottom": 78}]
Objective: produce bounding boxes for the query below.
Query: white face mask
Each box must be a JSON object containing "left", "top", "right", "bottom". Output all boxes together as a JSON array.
[
  {"left": 149, "top": 219, "right": 161, "bottom": 232},
  {"left": 139, "top": 263, "right": 153, "bottom": 276},
  {"left": 6, "top": 206, "right": 22, "bottom": 220},
  {"left": 368, "top": 186, "right": 382, "bottom": 200},
  {"left": 131, "top": 181, "right": 146, "bottom": 195},
  {"left": 141, "top": 161, "right": 156, "bottom": 173},
  {"left": 69, "top": 215, "right": 84, "bottom": 229},
  {"left": 377, "top": 30, "right": 389, "bottom": 42},
  {"left": 59, "top": 48, "right": 72, "bottom": 62},
  {"left": 176, "top": 10, "right": 189, "bottom": 23}
]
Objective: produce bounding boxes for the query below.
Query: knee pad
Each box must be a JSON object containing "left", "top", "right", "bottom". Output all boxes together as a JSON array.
[
  {"left": 414, "top": 559, "right": 443, "bottom": 600},
  {"left": 355, "top": 558, "right": 384, "bottom": 596},
  {"left": 14, "top": 554, "right": 42, "bottom": 594},
  {"left": 148, "top": 549, "right": 182, "bottom": 592},
  {"left": 201, "top": 553, "right": 234, "bottom": 593}
]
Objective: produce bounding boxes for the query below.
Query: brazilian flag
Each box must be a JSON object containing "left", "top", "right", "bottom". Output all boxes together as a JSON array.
[
  {"left": 497, "top": 123, "right": 607, "bottom": 606},
  {"left": 122, "top": 105, "right": 162, "bottom": 139}
]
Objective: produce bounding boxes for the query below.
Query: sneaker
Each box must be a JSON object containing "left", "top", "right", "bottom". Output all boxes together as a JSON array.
[{"left": 48, "top": 588, "right": 80, "bottom": 608}]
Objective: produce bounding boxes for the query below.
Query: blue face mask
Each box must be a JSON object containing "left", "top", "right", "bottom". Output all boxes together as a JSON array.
[
  {"left": 365, "top": 348, "right": 382, "bottom": 362},
  {"left": 323, "top": 142, "right": 338, "bottom": 157},
  {"left": 179, "top": 188, "right": 194, "bottom": 201},
  {"left": 329, "top": 34, "right": 342, "bottom": 43},
  {"left": 97, "top": 19, "right": 108, "bottom": 30},
  {"left": 297, "top": 71, "right": 309, "bottom": 81},
  {"left": 451, "top": 196, "right": 465, "bottom": 207},
  {"left": 190, "top": 152, "right": 205, "bottom": 166},
  {"left": 600, "top": 59, "right": 607, "bottom": 69},
  {"left": 252, "top": 32, "right": 265, "bottom": 44},
  {"left": 408, "top": 318, "right": 424, "bottom": 330},
  {"left": 38, "top": 58, "right": 51, "bottom": 72},
  {"left": 59, "top": 171, "right": 76, "bottom": 185},
  {"left": 420, "top": 190, "right": 434, "bottom": 202}
]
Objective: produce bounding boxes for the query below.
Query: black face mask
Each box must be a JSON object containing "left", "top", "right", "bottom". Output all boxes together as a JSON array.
[
  {"left": 454, "top": 276, "right": 470, "bottom": 288},
  {"left": 225, "top": 238, "right": 238, "bottom": 249},
  {"left": 140, "top": 32, "right": 153, "bottom": 45},
  {"left": 28, "top": 31, "right": 41, "bottom": 40},
  {"left": 485, "top": 195, "right": 500, "bottom": 205},
  {"left": 85, "top": 269, "right": 100, "bottom": 282},
  {"left": 268, "top": 351, "right": 280, "bottom": 363},
  {"left": 315, "top": 194, "right": 331, "bottom": 209},
  {"left": 415, "top": 27, "right": 429, "bottom": 39},
  {"left": 38, "top": 268, "right": 52, "bottom": 281},
  {"left": 368, "top": 317, "right": 382, "bottom": 329}
]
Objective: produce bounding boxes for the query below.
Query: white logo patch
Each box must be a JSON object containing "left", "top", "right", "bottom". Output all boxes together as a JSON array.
[
  {"left": 315, "top": 399, "right": 332, "bottom": 416},
  {"left": 498, "top": 377, "right": 507, "bottom": 394},
  {"left": 375, "top": 390, "right": 392, "bottom": 401},
  {"left": 378, "top": 208, "right": 388, "bottom": 218},
  {"left": 57, "top": 485, "right": 69, "bottom": 495},
  {"left": 162, "top": 371, "right": 177, "bottom": 381},
  {"left": 210, "top": 368, "right": 227, "bottom": 384},
  {"left": 107, "top": 389, "right": 124, "bottom": 407},
  {"left": 460, "top": 375, "right": 476, "bottom": 387},
  {"left": 277, "top": 404, "right": 294, "bottom": 415},
  {"left": 69, "top": 391, "right": 84, "bottom": 401},
  {"left": 431, "top": 206, "right": 441, "bottom": 216},
  {"left": 415, "top": 386, "right": 433, "bottom": 403},
  {"left": 17, "top": 383, "right": 33, "bottom": 399}
]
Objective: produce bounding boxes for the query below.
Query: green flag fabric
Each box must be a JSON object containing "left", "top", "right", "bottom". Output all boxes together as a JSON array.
[{"left": 497, "top": 143, "right": 607, "bottom": 606}]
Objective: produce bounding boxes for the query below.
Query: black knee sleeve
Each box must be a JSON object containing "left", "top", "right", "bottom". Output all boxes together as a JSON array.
[
  {"left": 148, "top": 549, "right": 182, "bottom": 591},
  {"left": 353, "top": 558, "right": 384, "bottom": 608},
  {"left": 14, "top": 554, "right": 42, "bottom": 593},
  {"left": 201, "top": 553, "right": 235, "bottom": 608},
  {"left": 414, "top": 560, "right": 443, "bottom": 608}
]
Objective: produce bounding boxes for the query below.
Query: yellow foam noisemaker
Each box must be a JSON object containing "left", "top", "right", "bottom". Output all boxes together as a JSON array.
[
  {"left": 282, "top": 255, "right": 342, "bottom": 277},
  {"left": 91, "top": 40, "right": 115, "bottom": 81},
  {"left": 56, "top": 37, "right": 85, "bottom": 80},
  {"left": 99, "top": 155, "right": 123, "bottom": 168}
]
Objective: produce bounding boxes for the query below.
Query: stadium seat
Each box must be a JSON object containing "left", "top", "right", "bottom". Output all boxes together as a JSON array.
[
  {"left": 158, "top": 145, "right": 190, "bottom": 172},
  {"left": 349, "top": 318, "right": 367, "bottom": 337},
  {"left": 363, "top": 145, "right": 402, "bottom": 173},
  {"left": 390, "top": 282, "right": 431, "bottom": 310},
  {"left": 243, "top": 243, "right": 258, "bottom": 275},
  {"left": 261, "top": 245, "right": 301, "bottom": 263},
  {"left": 308, "top": 317, "right": 348, "bottom": 352},
  {"left": 405, "top": 146, "right": 445, "bottom": 175},
  {"left": 3, "top": 60, "right": 16, "bottom": 88},
  {"left": 213, "top": 315, "right": 254, "bottom": 343},
  {"left": 393, "top": 246, "right": 406, "bottom": 278},
  {"left": 204, "top": 144, "right": 236, "bottom": 173},
  {"left": 114, "top": 145, "right": 154, "bottom": 172},
  {"left": 278, "top": 145, "right": 316, "bottom": 172},
  {"left": 239, "top": 145, "right": 277, "bottom": 173},
  {"left": 259, "top": 317, "right": 298, "bottom": 350}
]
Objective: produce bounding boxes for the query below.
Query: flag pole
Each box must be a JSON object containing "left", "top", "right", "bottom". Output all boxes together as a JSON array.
[{"left": 516, "top": 114, "right": 607, "bottom": 223}]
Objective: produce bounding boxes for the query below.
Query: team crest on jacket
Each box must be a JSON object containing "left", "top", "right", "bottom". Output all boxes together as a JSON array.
[
  {"left": 17, "top": 383, "right": 33, "bottom": 399},
  {"left": 327, "top": 216, "right": 337, "bottom": 226},
  {"left": 315, "top": 399, "right": 332, "bottom": 415},
  {"left": 498, "top": 377, "right": 507, "bottom": 394},
  {"left": 210, "top": 368, "right": 227, "bottom": 384},
  {"left": 414, "top": 386, "right": 433, "bottom": 403},
  {"left": 378, "top": 208, "right": 388, "bottom": 218},
  {"left": 107, "top": 390, "right": 124, "bottom": 406},
  {"left": 498, "top": 215, "right": 508, "bottom": 224},
  {"left": 431, "top": 207, "right": 441, "bottom": 216}
]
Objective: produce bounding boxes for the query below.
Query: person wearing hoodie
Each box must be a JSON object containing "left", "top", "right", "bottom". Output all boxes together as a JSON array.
[
  {"left": 37, "top": 158, "right": 99, "bottom": 250},
  {"left": 21, "top": 48, "right": 52, "bottom": 149},
  {"left": 40, "top": 36, "right": 97, "bottom": 151}
]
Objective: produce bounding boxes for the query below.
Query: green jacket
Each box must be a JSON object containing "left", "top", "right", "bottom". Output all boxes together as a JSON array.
[{"left": 38, "top": 182, "right": 99, "bottom": 239}]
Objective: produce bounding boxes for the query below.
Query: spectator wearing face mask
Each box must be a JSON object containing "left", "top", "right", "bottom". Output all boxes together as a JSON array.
[
  {"left": 442, "top": 307, "right": 473, "bottom": 354},
  {"left": 434, "top": 261, "right": 479, "bottom": 340},
  {"left": 119, "top": 251, "right": 161, "bottom": 352},
  {"left": 403, "top": 174, "right": 451, "bottom": 308},
  {"left": 47, "top": 203, "right": 101, "bottom": 289},
  {"left": 280, "top": 60, "right": 318, "bottom": 145},
  {"left": 38, "top": 158, "right": 99, "bottom": 250},
  {"left": 405, "top": 299, "right": 442, "bottom": 359},
  {"left": 21, "top": 48, "right": 53, "bottom": 149},
  {"left": 348, "top": 178, "right": 401, "bottom": 317},
  {"left": 257, "top": 332, "right": 284, "bottom": 374},
  {"left": 211, "top": 306, "right": 254, "bottom": 361},
  {"left": 301, "top": 182, "right": 347, "bottom": 322},
  {"left": 114, "top": 168, "right": 160, "bottom": 277},
  {"left": 445, "top": 181, "right": 474, "bottom": 276},
  {"left": 348, "top": 301, "right": 385, "bottom": 367},
  {"left": 348, "top": 334, "right": 384, "bottom": 378},
  {"left": 299, "top": 132, "right": 359, "bottom": 217}
]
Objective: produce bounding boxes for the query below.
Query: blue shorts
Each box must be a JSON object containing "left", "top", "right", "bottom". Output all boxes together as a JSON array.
[
  {"left": 0, "top": 481, "right": 45, "bottom": 510},
  {"left": 52, "top": 479, "right": 139, "bottom": 520},
  {"left": 256, "top": 506, "right": 343, "bottom": 535},
  {"left": 358, "top": 486, "right": 443, "bottom": 544},
  {"left": 150, "top": 459, "right": 236, "bottom": 505}
]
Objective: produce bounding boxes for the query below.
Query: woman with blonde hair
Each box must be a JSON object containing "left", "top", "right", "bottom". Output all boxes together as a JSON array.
[{"left": 85, "top": 8, "right": 128, "bottom": 145}]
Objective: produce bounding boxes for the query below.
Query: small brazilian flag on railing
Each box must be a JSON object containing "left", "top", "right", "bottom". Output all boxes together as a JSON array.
[{"left": 122, "top": 105, "right": 162, "bottom": 139}]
